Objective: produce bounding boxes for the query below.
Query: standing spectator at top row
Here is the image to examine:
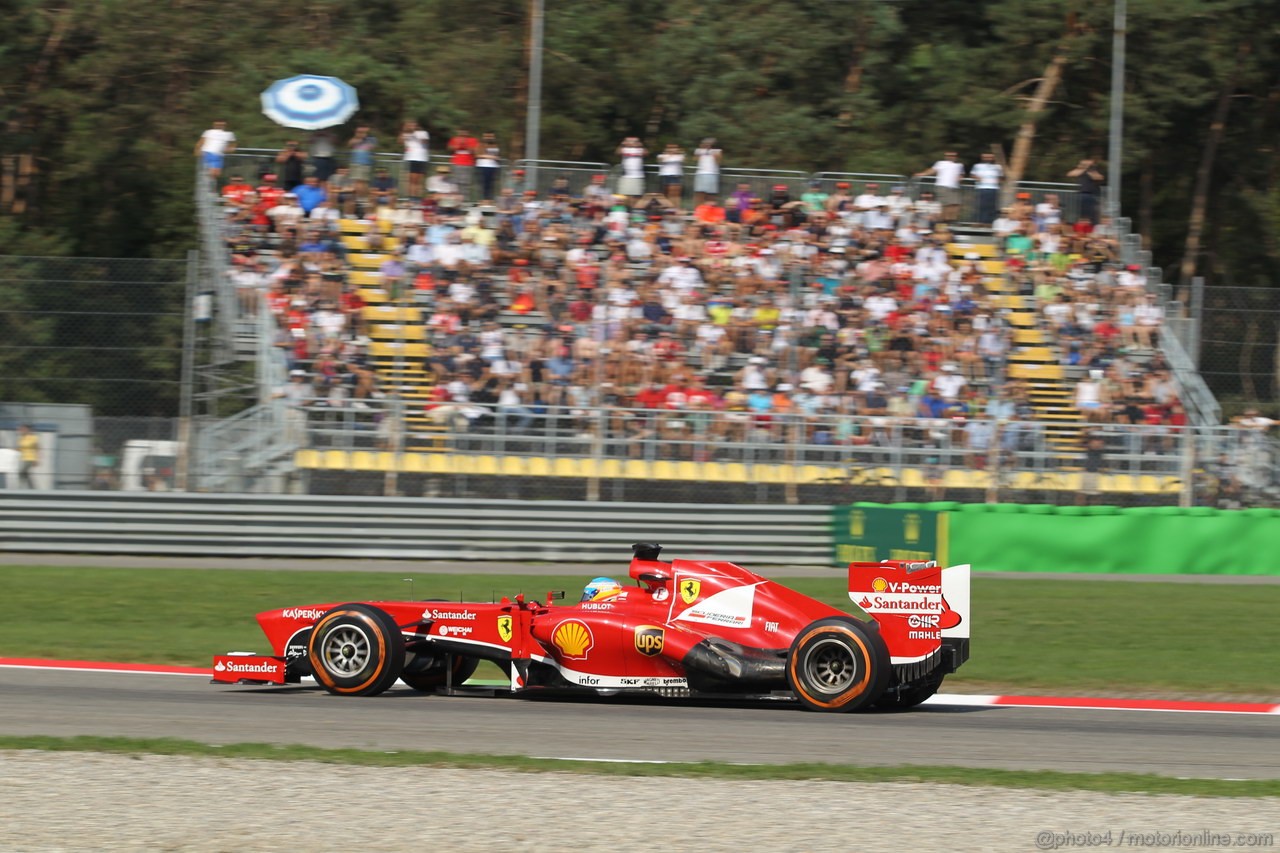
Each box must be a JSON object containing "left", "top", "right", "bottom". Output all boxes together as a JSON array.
[
  {"left": 617, "top": 136, "right": 647, "bottom": 200},
  {"left": 402, "top": 119, "right": 430, "bottom": 199},
  {"left": 915, "top": 150, "right": 965, "bottom": 223},
  {"left": 196, "top": 119, "right": 237, "bottom": 180},
  {"left": 1068, "top": 157, "right": 1106, "bottom": 224},
  {"left": 693, "top": 137, "right": 722, "bottom": 204}
]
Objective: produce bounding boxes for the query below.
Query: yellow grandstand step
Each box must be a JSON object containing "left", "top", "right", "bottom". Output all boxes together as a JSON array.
[
  {"left": 339, "top": 219, "right": 372, "bottom": 233},
  {"left": 1013, "top": 329, "right": 1051, "bottom": 345},
  {"left": 348, "top": 270, "right": 384, "bottom": 287},
  {"left": 992, "top": 295, "right": 1033, "bottom": 311},
  {"left": 978, "top": 260, "right": 1006, "bottom": 275},
  {"left": 341, "top": 234, "right": 399, "bottom": 252},
  {"left": 369, "top": 323, "right": 425, "bottom": 340},
  {"left": 363, "top": 305, "right": 423, "bottom": 324},
  {"left": 358, "top": 287, "right": 389, "bottom": 305},
  {"left": 946, "top": 243, "right": 998, "bottom": 258},
  {"left": 1006, "top": 312, "right": 1037, "bottom": 328},
  {"left": 1007, "top": 362, "right": 1065, "bottom": 381},
  {"left": 370, "top": 340, "right": 429, "bottom": 360},
  {"left": 348, "top": 253, "right": 391, "bottom": 270},
  {"left": 1010, "top": 347, "right": 1057, "bottom": 363}
]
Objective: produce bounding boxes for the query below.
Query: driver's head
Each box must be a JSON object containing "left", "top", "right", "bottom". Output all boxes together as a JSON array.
[{"left": 581, "top": 577, "right": 624, "bottom": 603}]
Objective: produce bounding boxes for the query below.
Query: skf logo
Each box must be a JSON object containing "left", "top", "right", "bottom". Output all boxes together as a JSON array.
[
  {"left": 849, "top": 509, "right": 865, "bottom": 538},
  {"left": 552, "top": 619, "right": 594, "bottom": 660},
  {"left": 904, "top": 513, "right": 921, "bottom": 544},
  {"left": 680, "top": 579, "right": 701, "bottom": 605},
  {"left": 634, "top": 626, "right": 665, "bottom": 657},
  {"left": 496, "top": 615, "right": 513, "bottom": 643}
]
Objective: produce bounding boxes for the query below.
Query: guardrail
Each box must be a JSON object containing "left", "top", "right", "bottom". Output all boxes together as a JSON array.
[{"left": 0, "top": 491, "right": 831, "bottom": 564}]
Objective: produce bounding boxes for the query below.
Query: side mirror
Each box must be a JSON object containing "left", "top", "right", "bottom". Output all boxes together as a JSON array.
[
  {"left": 547, "top": 590, "right": 566, "bottom": 604},
  {"left": 638, "top": 572, "right": 670, "bottom": 588}
]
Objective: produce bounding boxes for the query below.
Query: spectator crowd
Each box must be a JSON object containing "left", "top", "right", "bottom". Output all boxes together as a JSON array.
[{"left": 203, "top": 120, "right": 1201, "bottom": 471}]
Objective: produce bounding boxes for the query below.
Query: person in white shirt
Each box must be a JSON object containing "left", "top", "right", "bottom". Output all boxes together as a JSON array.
[
  {"left": 195, "top": 119, "right": 236, "bottom": 179},
  {"left": 401, "top": 120, "right": 430, "bottom": 200},
  {"left": 616, "top": 136, "right": 647, "bottom": 199},
  {"left": 692, "top": 138, "right": 722, "bottom": 204},
  {"left": 970, "top": 152, "right": 1004, "bottom": 224},
  {"left": 658, "top": 143, "right": 686, "bottom": 205},
  {"left": 852, "top": 184, "right": 886, "bottom": 229},
  {"left": 914, "top": 151, "right": 965, "bottom": 222},
  {"left": 931, "top": 363, "right": 968, "bottom": 401},
  {"left": 1133, "top": 294, "right": 1164, "bottom": 349}
]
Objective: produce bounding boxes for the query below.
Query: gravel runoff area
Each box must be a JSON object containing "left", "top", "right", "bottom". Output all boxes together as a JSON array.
[{"left": 2, "top": 752, "right": 1275, "bottom": 852}]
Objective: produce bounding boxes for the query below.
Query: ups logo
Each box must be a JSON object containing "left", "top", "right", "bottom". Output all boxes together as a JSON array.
[{"left": 634, "top": 625, "right": 665, "bottom": 657}]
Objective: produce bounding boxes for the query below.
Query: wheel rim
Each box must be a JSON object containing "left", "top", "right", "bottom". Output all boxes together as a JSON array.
[
  {"left": 321, "top": 625, "right": 372, "bottom": 676},
  {"left": 804, "top": 636, "right": 859, "bottom": 694}
]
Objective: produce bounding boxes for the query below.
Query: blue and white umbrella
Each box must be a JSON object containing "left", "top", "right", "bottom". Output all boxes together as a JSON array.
[{"left": 260, "top": 74, "right": 359, "bottom": 131}]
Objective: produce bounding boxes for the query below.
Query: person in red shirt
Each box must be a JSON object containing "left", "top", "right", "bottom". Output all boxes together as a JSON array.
[
  {"left": 447, "top": 128, "right": 479, "bottom": 201},
  {"left": 694, "top": 198, "right": 726, "bottom": 224},
  {"left": 1093, "top": 313, "right": 1121, "bottom": 346},
  {"left": 222, "top": 175, "right": 254, "bottom": 206},
  {"left": 633, "top": 381, "right": 668, "bottom": 410},
  {"left": 256, "top": 174, "right": 285, "bottom": 208}
]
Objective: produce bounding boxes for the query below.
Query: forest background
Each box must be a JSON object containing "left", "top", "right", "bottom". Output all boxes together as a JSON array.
[{"left": 1, "top": 0, "right": 1277, "bottom": 414}]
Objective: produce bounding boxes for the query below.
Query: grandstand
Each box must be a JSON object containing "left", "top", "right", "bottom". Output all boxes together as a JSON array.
[{"left": 189, "top": 146, "right": 1269, "bottom": 506}]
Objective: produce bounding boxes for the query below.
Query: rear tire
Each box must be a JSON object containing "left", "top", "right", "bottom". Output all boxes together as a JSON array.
[
  {"left": 875, "top": 672, "right": 945, "bottom": 710},
  {"left": 787, "top": 617, "right": 890, "bottom": 712},
  {"left": 308, "top": 604, "right": 405, "bottom": 696},
  {"left": 400, "top": 654, "right": 480, "bottom": 692}
]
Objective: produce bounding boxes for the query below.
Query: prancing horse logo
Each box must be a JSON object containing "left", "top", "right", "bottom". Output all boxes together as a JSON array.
[
  {"left": 680, "top": 579, "right": 701, "bottom": 605},
  {"left": 497, "top": 615, "right": 513, "bottom": 643}
]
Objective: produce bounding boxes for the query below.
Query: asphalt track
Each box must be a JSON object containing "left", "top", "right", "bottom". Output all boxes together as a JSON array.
[{"left": 1, "top": 667, "right": 1276, "bottom": 780}]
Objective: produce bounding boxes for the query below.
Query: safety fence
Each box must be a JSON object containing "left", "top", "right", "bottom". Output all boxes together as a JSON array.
[
  {"left": 220, "top": 147, "right": 1084, "bottom": 216},
  {"left": 831, "top": 501, "right": 1280, "bottom": 575},
  {"left": 8, "top": 404, "right": 1276, "bottom": 510},
  {"left": 0, "top": 491, "right": 830, "bottom": 564},
  {"left": 0, "top": 255, "right": 189, "bottom": 420}
]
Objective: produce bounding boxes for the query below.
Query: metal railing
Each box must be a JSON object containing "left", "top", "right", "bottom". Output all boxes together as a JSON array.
[{"left": 293, "top": 401, "right": 1278, "bottom": 506}]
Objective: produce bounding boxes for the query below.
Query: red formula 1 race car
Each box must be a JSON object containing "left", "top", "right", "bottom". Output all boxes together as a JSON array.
[{"left": 213, "top": 544, "right": 970, "bottom": 712}]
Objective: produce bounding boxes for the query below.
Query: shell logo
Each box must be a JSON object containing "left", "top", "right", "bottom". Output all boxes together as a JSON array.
[
  {"left": 871, "top": 577, "right": 889, "bottom": 593},
  {"left": 552, "top": 619, "right": 594, "bottom": 660}
]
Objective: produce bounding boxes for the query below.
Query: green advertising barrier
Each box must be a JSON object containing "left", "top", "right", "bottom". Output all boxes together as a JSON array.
[
  {"left": 831, "top": 503, "right": 948, "bottom": 566},
  {"left": 831, "top": 503, "right": 1280, "bottom": 575}
]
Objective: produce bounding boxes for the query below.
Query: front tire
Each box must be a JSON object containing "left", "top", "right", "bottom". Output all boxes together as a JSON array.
[
  {"left": 787, "top": 617, "right": 890, "bottom": 712},
  {"left": 308, "top": 604, "right": 405, "bottom": 696}
]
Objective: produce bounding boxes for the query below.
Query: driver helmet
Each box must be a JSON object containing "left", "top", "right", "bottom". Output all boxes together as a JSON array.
[{"left": 581, "top": 577, "right": 624, "bottom": 603}]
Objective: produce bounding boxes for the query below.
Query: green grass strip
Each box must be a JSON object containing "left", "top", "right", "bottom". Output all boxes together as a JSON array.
[
  {"left": 3, "top": 565, "right": 1279, "bottom": 696},
  {"left": 0, "top": 735, "right": 1275, "bottom": 798}
]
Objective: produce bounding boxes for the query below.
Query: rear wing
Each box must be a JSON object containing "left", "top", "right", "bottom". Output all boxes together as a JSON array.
[{"left": 848, "top": 561, "right": 970, "bottom": 668}]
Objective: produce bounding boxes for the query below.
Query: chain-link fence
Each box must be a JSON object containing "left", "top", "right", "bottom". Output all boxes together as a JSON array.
[
  {"left": 1194, "top": 285, "right": 1280, "bottom": 414},
  {"left": 0, "top": 255, "right": 188, "bottom": 416}
]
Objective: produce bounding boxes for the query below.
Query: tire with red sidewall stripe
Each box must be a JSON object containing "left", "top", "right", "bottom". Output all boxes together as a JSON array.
[
  {"left": 308, "top": 604, "right": 405, "bottom": 696},
  {"left": 786, "top": 617, "right": 890, "bottom": 712}
]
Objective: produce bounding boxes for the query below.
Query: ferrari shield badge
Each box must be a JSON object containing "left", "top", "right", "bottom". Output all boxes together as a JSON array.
[
  {"left": 497, "top": 615, "right": 513, "bottom": 643},
  {"left": 679, "top": 579, "right": 701, "bottom": 605}
]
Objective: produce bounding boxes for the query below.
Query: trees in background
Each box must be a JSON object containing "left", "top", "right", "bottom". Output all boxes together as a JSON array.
[{"left": 1, "top": 0, "right": 1277, "bottom": 407}]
